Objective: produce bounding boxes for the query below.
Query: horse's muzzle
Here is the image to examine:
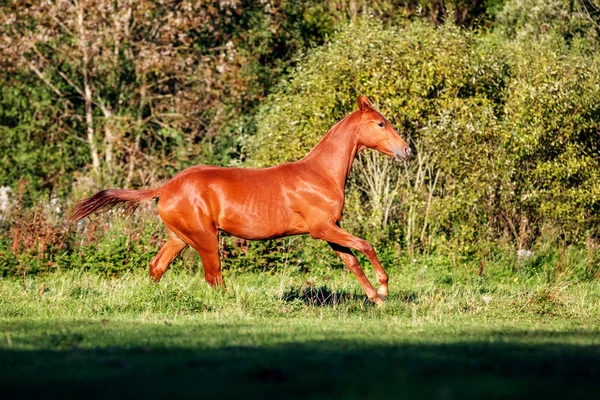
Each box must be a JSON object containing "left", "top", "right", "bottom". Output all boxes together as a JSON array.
[{"left": 394, "top": 147, "right": 411, "bottom": 161}]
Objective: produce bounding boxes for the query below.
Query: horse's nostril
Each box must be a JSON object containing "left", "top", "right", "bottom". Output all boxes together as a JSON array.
[{"left": 404, "top": 147, "right": 411, "bottom": 157}]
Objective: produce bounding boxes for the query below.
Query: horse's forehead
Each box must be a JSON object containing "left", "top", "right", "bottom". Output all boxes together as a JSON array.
[
  {"left": 349, "top": 109, "right": 386, "bottom": 125},
  {"left": 365, "top": 110, "right": 385, "bottom": 120}
]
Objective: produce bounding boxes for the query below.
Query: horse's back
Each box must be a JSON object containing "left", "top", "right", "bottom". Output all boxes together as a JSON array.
[{"left": 157, "top": 163, "right": 308, "bottom": 240}]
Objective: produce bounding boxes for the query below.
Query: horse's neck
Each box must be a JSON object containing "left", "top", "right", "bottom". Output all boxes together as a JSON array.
[{"left": 301, "top": 116, "right": 359, "bottom": 190}]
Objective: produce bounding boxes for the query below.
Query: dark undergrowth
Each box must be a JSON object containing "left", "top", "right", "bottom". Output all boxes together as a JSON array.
[{"left": 1, "top": 319, "right": 600, "bottom": 399}]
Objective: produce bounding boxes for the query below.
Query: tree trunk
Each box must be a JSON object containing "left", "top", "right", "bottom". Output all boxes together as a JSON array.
[
  {"left": 349, "top": 0, "right": 357, "bottom": 22},
  {"left": 100, "top": 104, "right": 114, "bottom": 176},
  {"left": 84, "top": 84, "right": 100, "bottom": 173},
  {"left": 77, "top": 3, "right": 100, "bottom": 174},
  {"left": 126, "top": 132, "right": 141, "bottom": 186},
  {"left": 126, "top": 81, "right": 145, "bottom": 186}
]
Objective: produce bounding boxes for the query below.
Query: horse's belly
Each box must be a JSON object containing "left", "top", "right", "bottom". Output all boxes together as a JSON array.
[{"left": 218, "top": 208, "right": 308, "bottom": 240}]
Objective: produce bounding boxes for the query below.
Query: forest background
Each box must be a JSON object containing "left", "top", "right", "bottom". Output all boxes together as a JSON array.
[{"left": 1, "top": 0, "right": 599, "bottom": 280}]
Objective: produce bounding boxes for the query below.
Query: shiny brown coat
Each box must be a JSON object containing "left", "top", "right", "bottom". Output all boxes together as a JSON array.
[{"left": 71, "top": 96, "right": 410, "bottom": 304}]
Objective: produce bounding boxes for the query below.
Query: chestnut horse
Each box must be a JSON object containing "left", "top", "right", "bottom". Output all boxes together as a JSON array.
[{"left": 71, "top": 96, "right": 410, "bottom": 304}]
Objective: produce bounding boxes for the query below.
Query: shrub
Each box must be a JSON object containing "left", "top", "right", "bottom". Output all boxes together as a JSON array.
[
  {"left": 243, "top": 18, "right": 600, "bottom": 252},
  {"left": 496, "top": 0, "right": 599, "bottom": 44},
  {"left": 501, "top": 38, "right": 600, "bottom": 238}
]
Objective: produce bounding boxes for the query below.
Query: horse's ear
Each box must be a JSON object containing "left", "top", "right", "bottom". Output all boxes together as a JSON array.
[{"left": 357, "top": 95, "right": 373, "bottom": 112}]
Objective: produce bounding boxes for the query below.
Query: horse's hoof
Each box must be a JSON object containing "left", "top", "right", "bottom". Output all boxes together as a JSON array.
[
  {"left": 370, "top": 296, "right": 385, "bottom": 306},
  {"left": 149, "top": 273, "right": 161, "bottom": 283},
  {"left": 377, "top": 286, "right": 388, "bottom": 299},
  {"left": 377, "top": 294, "right": 388, "bottom": 304}
]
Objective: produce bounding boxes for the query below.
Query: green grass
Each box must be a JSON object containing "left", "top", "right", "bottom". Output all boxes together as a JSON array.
[{"left": 1, "top": 261, "right": 600, "bottom": 399}]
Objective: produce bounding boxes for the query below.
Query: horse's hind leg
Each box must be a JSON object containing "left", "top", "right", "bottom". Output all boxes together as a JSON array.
[
  {"left": 185, "top": 230, "right": 224, "bottom": 286},
  {"left": 198, "top": 246, "right": 224, "bottom": 286},
  {"left": 149, "top": 231, "right": 187, "bottom": 281}
]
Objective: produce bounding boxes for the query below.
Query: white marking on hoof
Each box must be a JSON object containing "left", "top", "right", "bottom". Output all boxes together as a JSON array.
[{"left": 377, "top": 286, "right": 388, "bottom": 299}]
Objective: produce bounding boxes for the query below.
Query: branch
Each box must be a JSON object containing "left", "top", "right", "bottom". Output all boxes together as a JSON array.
[
  {"left": 29, "top": 44, "right": 86, "bottom": 99},
  {"left": 56, "top": 68, "right": 86, "bottom": 98},
  {"left": 95, "top": 97, "right": 111, "bottom": 116},
  {"left": 26, "top": 60, "right": 63, "bottom": 97},
  {"left": 579, "top": 0, "right": 600, "bottom": 29},
  {"left": 49, "top": 13, "right": 75, "bottom": 37},
  {"left": 151, "top": 117, "right": 180, "bottom": 132},
  {"left": 154, "top": 112, "right": 184, "bottom": 118}
]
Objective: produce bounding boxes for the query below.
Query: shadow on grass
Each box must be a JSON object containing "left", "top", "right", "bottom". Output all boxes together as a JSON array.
[
  {"left": 282, "top": 285, "right": 361, "bottom": 306},
  {"left": 281, "top": 286, "right": 419, "bottom": 307},
  {"left": 1, "top": 322, "right": 600, "bottom": 399}
]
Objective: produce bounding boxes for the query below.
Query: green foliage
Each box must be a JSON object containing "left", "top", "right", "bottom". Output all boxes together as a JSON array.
[
  {"left": 0, "top": 0, "right": 508, "bottom": 195},
  {"left": 496, "top": 0, "right": 599, "bottom": 43},
  {"left": 0, "top": 75, "right": 88, "bottom": 201},
  {"left": 503, "top": 40, "right": 600, "bottom": 235},
  {"left": 75, "top": 215, "right": 162, "bottom": 276},
  {"left": 485, "top": 0, "right": 508, "bottom": 19},
  {"left": 1, "top": 1, "right": 599, "bottom": 278},
  {"left": 245, "top": 18, "right": 600, "bottom": 250},
  {"left": 246, "top": 20, "right": 476, "bottom": 166},
  {"left": 0, "top": 198, "right": 172, "bottom": 278},
  {"left": 220, "top": 235, "right": 343, "bottom": 275}
]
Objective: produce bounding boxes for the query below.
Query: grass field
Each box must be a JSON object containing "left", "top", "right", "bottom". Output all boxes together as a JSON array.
[{"left": 1, "top": 259, "right": 600, "bottom": 399}]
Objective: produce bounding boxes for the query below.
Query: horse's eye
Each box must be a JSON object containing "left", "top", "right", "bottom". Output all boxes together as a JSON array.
[{"left": 378, "top": 122, "right": 385, "bottom": 128}]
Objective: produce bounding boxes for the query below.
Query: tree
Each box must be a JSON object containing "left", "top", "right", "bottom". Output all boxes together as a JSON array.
[{"left": 1, "top": 0, "right": 250, "bottom": 183}]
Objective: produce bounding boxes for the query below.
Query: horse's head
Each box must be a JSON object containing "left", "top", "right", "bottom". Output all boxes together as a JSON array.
[{"left": 354, "top": 96, "right": 411, "bottom": 161}]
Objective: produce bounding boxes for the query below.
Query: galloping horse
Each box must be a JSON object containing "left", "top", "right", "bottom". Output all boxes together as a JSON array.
[{"left": 71, "top": 96, "right": 411, "bottom": 304}]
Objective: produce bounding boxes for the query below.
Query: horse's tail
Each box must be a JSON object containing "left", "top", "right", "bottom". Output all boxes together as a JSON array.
[{"left": 69, "top": 188, "right": 160, "bottom": 221}]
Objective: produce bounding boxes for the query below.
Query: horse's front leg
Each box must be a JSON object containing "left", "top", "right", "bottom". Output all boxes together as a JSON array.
[{"left": 308, "top": 220, "right": 389, "bottom": 303}]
